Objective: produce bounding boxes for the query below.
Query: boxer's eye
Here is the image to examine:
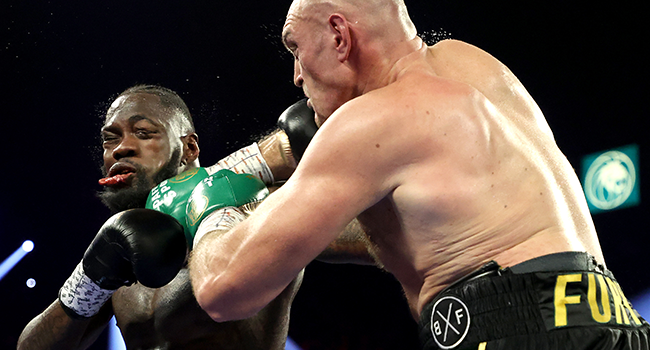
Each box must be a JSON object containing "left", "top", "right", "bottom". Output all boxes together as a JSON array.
[
  {"left": 135, "top": 129, "right": 156, "bottom": 139},
  {"left": 284, "top": 40, "right": 298, "bottom": 57},
  {"left": 101, "top": 132, "right": 119, "bottom": 144}
]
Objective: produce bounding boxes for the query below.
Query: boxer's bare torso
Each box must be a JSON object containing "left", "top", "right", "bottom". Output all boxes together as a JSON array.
[{"left": 346, "top": 39, "right": 603, "bottom": 316}]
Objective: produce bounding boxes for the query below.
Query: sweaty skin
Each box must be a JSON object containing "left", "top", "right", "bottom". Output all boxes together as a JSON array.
[
  {"left": 189, "top": 0, "right": 604, "bottom": 321},
  {"left": 112, "top": 269, "right": 302, "bottom": 349},
  {"left": 17, "top": 90, "right": 306, "bottom": 350}
]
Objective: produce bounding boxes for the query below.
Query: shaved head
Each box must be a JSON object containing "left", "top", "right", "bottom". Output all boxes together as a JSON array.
[
  {"left": 287, "top": 0, "right": 417, "bottom": 40},
  {"left": 282, "top": 0, "right": 423, "bottom": 123}
]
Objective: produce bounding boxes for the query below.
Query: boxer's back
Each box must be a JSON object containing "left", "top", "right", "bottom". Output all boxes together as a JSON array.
[{"left": 353, "top": 39, "right": 603, "bottom": 315}]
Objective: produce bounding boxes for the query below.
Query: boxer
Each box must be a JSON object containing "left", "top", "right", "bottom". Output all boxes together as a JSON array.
[
  {"left": 188, "top": 1, "right": 649, "bottom": 349},
  {"left": 18, "top": 85, "right": 326, "bottom": 350}
]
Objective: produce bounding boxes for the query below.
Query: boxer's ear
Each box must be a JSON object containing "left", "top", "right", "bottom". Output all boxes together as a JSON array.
[
  {"left": 181, "top": 133, "right": 200, "bottom": 167},
  {"left": 329, "top": 14, "right": 351, "bottom": 62}
]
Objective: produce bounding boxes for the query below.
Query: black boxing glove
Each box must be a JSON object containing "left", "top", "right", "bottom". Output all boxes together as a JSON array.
[
  {"left": 277, "top": 99, "right": 318, "bottom": 162},
  {"left": 58, "top": 208, "right": 186, "bottom": 318}
]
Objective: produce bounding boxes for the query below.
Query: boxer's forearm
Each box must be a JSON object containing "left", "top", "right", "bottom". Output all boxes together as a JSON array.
[
  {"left": 18, "top": 299, "right": 112, "bottom": 350},
  {"left": 263, "top": 98, "right": 318, "bottom": 182},
  {"left": 205, "top": 130, "right": 295, "bottom": 186},
  {"left": 258, "top": 129, "right": 297, "bottom": 183}
]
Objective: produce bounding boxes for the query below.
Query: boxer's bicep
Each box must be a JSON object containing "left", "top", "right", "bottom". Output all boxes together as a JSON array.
[{"left": 190, "top": 102, "right": 397, "bottom": 321}]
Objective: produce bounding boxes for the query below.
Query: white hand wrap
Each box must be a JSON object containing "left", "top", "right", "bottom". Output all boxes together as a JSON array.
[
  {"left": 205, "top": 142, "right": 274, "bottom": 185},
  {"left": 193, "top": 206, "right": 247, "bottom": 248},
  {"left": 58, "top": 262, "right": 115, "bottom": 318}
]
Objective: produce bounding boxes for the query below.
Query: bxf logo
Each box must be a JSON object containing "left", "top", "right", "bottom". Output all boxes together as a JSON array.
[{"left": 430, "top": 296, "right": 471, "bottom": 349}]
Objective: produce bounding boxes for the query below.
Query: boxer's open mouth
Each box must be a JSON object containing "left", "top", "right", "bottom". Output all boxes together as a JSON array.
[{"left": 99, "top": 163, "right": 138, "bottom": 186}]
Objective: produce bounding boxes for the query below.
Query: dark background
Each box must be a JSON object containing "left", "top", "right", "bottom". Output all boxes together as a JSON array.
[{"left": 1, "top": 1, "right": 647, "bottom": 349}]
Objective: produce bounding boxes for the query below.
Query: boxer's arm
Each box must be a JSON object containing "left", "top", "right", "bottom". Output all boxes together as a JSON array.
[
  {"left": 257, "top": 186, "right": 378, "bottom": 265},
  {"left": 203, "top": 129, "right": 295, "bottom": 185},
  {"left": 207, "top": 99, "right": 316, "bottom": 185},
  {"left": 17, "top": 299, "right": 113, "bottom": 350},
  {"left": 20, "top": 209, "right": 186, "bottom": 349},
  {"left": 273, "top": 100, "right": 376, "bottom": 264},
  {"left": 257, "top": 129, "right": 296, "bottom": 183},
  {"left": 189, "top": 98, "right": 401, "bottom": 322}
]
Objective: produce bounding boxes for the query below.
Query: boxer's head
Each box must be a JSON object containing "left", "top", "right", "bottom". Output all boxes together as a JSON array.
[
  {"left": 98, "top": 85, "right": 200, "bottom": 212},
  {"left": 283, "top": 0, "right": 417, "bottom": 126}
]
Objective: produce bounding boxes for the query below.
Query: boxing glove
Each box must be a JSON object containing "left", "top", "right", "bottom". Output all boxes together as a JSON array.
[
  {"left": 146, "top": 167, "right": 210, "bottom": 244},
  {"left": 59, "top": 209, "right": 186, "bottom": 318},
  {"left": 185, "top": 169, "right": 269, "bottom": 249},
  {"left": 277, "top": 99, "right": 318, "bottom": 162}
]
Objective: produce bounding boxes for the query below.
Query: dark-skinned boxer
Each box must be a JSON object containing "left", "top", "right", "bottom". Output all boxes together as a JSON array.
[{"left": 17, "top": 85, "right": 357, "bottom": 350}]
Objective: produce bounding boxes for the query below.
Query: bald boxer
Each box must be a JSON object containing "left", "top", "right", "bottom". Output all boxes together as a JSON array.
[
  {"left": 17, "top": 85, "right": 362, "bottom": 350},
  {"left": 189, "top": 1, "right": 649, "bottom": 349}
]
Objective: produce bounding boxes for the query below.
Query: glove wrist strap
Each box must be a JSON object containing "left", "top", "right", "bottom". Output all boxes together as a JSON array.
[
  {"left": 278, "top": 131, "right": 298, "bottom": 166},
  {"left": 207, "top": 143, "right": 274, "bottom": 185},
  {"left": 58, "top": 262, "right": 115, "bottom": 318},
  {"left": 193, "top": 206, "right": 247, "bottom": 247}
]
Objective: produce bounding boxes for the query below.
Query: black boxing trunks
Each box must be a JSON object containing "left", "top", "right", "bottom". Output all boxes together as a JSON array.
[{"left": 418, "top": 252, "right": 649, "bottom": 350}]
